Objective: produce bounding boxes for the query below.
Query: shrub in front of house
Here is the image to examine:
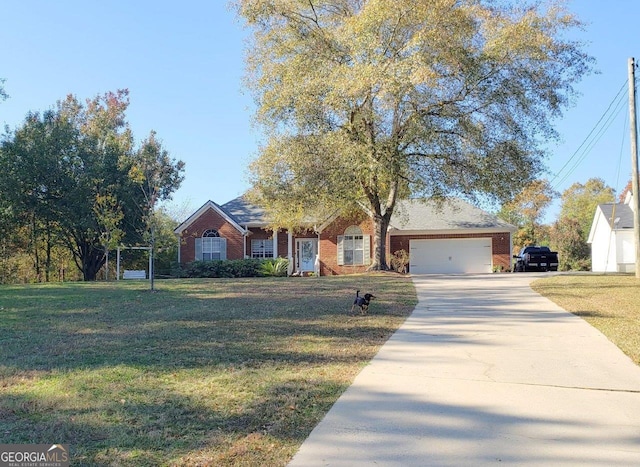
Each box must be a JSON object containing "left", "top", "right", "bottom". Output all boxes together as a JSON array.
[
  {"left": 180, "top": 259, "right": 265, "bottom": 278},
  {"left": 260, "top": 257, "right": 289, "bottom": 277}
]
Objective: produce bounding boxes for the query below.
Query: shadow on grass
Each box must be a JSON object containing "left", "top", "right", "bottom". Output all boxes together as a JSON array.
[
  {"left": 0, "top": 375, "right": 345, "bottom": 466},
  {"left": 0, "top": 275, "right": 416, "bottom": 465}
]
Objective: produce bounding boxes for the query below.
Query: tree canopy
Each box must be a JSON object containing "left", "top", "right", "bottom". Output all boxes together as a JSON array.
[
  {"left": 498, "top": 179, "right": 557, "bottom": 250},
  {"left": 0, "top": 77, "right": 7, "bottom": 102},
  {"left": 547, "top": 178, "right": 614, "bottom": 270},
  {"left": 237, "top": 0, "right": 592, "bottom": 268},
  {"left": 0, "top": 90, "right": 184, "bottom": 281},
  {"left": 559, "top": 178, "right": 615, "bottom": 241},
  {"left": 128, "top": 130, "right": 186, "bottom": 289}
]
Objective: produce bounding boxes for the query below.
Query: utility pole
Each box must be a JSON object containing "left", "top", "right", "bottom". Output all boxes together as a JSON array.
[{"left": 628, "top": 58, "right": 640, "bottom": 278}]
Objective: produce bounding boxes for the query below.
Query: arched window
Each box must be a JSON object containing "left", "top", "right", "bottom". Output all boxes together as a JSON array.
[
  {"left": 199, "top": 229, "right": 226, "bottom": 260},
  {"left": 338, "top": 225, "right": 369, "bottom": 266},
  {"left": 203, "top": 229, "right": 220, "bottom": 238},
  {"left": 344, "top": 226, "right": 362, "bottom": 236}
]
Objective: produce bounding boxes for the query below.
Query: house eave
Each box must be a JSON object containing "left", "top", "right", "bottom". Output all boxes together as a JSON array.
[
  {"left": 388, "top": 228, "right": 514, "bottom": 236},
  {"left": 173, "top": 200, "right": 247, "bottom": 236}
]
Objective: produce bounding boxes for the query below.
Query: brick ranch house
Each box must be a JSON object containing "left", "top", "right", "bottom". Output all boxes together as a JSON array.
[{"left": 173, "top": 196, "right": 516, "bottom": 275}]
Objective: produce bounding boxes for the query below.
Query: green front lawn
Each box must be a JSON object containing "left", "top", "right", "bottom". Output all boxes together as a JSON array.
[{"left": 0, "top": 275, "right": 416, "bottom": 466}]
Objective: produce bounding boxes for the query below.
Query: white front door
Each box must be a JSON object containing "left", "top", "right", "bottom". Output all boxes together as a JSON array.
[{"left": 296, "top": 239, "right": 317, "bottom": 272}]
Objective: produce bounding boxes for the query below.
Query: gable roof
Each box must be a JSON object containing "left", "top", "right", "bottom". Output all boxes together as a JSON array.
[
  {"left": 173, "top": 200, "right": 247, "bottom": 235},
  {"left": 389, "top": 198, "right": 516, "bottom": 233},
  {"left": 184, "top": 195, "right": 515, "bottom": 234},
  {"left": 596, "top": 203, "right": 635, "bottom": 230}
]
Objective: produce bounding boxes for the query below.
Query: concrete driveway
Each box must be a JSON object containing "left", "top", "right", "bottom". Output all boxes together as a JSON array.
[{"left": 289, "top": 273, "right": 640, "bottom": 466}]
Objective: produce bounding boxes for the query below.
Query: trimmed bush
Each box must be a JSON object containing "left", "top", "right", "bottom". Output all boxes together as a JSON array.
[{"left": 180, "top": 259, "right": 265, "bottom": 278}]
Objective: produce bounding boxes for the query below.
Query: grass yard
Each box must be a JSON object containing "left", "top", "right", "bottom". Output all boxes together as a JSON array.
[
  {"left": 532, "top": 273, "right": 640, "bottom": 365},
  {"left": 0, "top": 274, "right": 416, "bottom": 466}
]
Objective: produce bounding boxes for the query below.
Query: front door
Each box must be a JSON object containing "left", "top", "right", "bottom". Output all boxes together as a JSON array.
[{"left": 296, "top": 239, "right": 317, "bottom": 272}]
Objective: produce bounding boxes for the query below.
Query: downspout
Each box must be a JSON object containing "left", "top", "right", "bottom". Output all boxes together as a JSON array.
[
  {"left": 287, "top": 230, "right": 293, "bottom": 276},
  {"left": 244, "top": 225, "right": 248, "bottom": 258},
  {"left": 316, "top": 228, "right": 321, "bottom": 277},
  {"left": 175, "top": 235, "right": 181, "bottom": 264}
]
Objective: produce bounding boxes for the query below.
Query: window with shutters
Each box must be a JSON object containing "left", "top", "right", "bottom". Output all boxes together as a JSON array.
[
  {"left": 200, "top": 229, "right": 226, "bottom": 261},
  {"left": 338, "top": 225, "right": 370, "bottom": 266}
]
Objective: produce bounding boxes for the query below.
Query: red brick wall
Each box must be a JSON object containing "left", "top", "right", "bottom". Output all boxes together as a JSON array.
[
  {"left": 389, "top": 232, "right": 512, "bottom": 272},
  {"left": 491, "top": 233, "right": 512, "bottom": 271},
  {"left": 277, "top": 230, "right": 289, "bottom": 257},
  {"left": 319, "top": 215, "right": 374, "bottom": 276},
  {"left": 178, "top": 208, "right": 245, "bottom": 262},
  {"left": 244, "top": 228, "right": 295, "bottom": 258},
  {"left": 179, "top": 207, "right": 512, "bottom": 273}
]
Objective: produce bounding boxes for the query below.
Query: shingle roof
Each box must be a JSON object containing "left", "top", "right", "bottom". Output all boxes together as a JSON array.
[
  {"left": 597, "top": 203, "right": 635, "bottom": 229},
  {"left": 217, "top": 195, "right": 515, "bottom": 232},
  {"left": 389, "top": 198, "right": 516, "bottom": 232},
  {"left": 221, "top": 196, "right": 268, "bottom": 226}
]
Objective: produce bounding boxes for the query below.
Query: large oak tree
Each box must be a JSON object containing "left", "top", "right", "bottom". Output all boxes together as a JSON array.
[{"left": 237, "top": 0, "right": 592, "bottom": 269}]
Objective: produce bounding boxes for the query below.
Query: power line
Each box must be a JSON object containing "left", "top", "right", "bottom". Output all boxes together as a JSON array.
[
  {"left": 554, "top": 88, "right": 628, "bottom": 188},
  {"left": 551, "top": 80, "right": 629, "bottom": 189},
  {"left": 614, "top": 99, "right": 629, "bottom": 197}
]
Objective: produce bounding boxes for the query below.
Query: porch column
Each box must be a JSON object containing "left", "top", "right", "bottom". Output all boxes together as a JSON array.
[
  {"left": 315, "top": 232, "right": 321, "bottom": 276},
  {"left": 287, "top": 231, "right": 293, "bottom": 276},
  {"left": 273, "top": 229, "right": 278, "bottom": 258}
]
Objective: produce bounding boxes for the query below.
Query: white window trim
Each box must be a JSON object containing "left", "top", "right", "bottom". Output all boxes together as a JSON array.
[
  {"left": 195, "top": 234, "right": 227, "bottom": 261},
  {"left": 251, "top": 238, "right": 275, "bottom": 259},
  {"left": 337, "top": 225, "right": 370, "bottom": 266}
]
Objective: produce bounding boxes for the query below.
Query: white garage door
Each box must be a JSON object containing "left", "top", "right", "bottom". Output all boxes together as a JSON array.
[{"left": 409, "top": 238, "right": 492, "bottom": 274}]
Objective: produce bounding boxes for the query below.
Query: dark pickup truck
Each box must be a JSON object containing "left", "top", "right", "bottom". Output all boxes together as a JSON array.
[{"left": 513, "top": 246, "right": 559, "bottom": 272}]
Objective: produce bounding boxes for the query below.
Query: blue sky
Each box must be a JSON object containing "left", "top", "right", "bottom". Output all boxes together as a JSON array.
[{"left": 1, "top": 1, "right": 639, "bottom": 223}]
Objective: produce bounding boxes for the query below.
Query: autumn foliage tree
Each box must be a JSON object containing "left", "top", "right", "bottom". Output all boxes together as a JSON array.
[
  {"left": 550, "top": 217, "right": 591, "bottom": 270},
  {"left": 558, "top": 178, "right": 615, "bottom": 242},
  {"left": 498, "top": 179, "right": 557, "bottom": 251},
  {"left": 549, "top": 178, "right": 614, "bottom": 270},
  {"left": 127, "top": 131, "right": 185, "bottom": 290},
  {"left": 0, "top": 90, "right": 184, "bottom": 281},
  {"left": 237, "top": 0, "right": 592, "bottom": 269}
]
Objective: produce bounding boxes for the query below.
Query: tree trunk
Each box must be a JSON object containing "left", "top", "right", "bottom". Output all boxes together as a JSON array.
[
  {"left": 30, "top": 215, "right": 42, "bottom": 282},
  {"left": 368, "top": 213, "right": 391, "bottom": 271},
  {"left": 80, "top": 242, "right": 106, "bottom": 281},
  {"left": 149, "top": 226, "right": 155, "bottom": 291},
  {"left": 45, "top": 224, "right": 52, "bottom": 282},
  {"left": 366, "top": 174, "right": 399, "bottom": 271}
]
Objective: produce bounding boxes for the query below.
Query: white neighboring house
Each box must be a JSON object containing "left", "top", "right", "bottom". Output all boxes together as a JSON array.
[{"left": 587, "top": 192, "right": 637, "bottom": 272}]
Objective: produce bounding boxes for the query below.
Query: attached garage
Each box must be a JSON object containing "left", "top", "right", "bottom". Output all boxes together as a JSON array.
[
  {"left": 409, "top": 238, "right": 493, "bottom": 274},
  {"left": 176, "top": 196, "right": 516, "bottom": 275}
]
